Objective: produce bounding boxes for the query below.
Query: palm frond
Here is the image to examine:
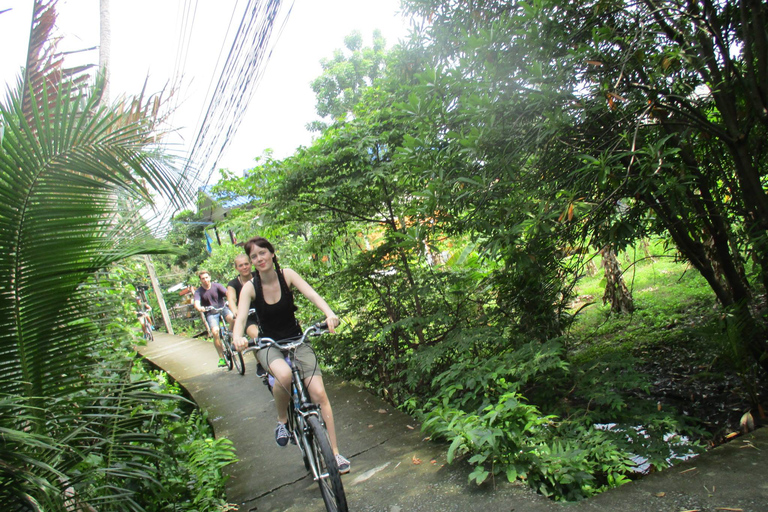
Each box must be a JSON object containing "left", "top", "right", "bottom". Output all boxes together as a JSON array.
[
  {"left": 21, "top": 0, "right": 92, "bottom": 122},
  {"left": 0, "top": 78, "right": 182, "bottom": 399},
  {"left": 0, "top": 1, "right": 201, "bottom": 509}
]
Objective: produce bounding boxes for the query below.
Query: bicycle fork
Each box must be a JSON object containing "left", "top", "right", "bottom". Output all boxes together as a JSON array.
[
  {"left": 296, "top": 407, "right": 332, "bottom": 482},
  {"left": 291, "top": 370, "right": 332, "bottom": 483}
]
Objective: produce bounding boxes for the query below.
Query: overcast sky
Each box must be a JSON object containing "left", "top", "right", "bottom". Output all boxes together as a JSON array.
[{"left": 0, "top": 0, "right": 413, "bottom": 180}]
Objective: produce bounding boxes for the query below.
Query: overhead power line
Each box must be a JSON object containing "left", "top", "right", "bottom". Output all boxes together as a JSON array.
[
  {"left": 155, "top": 0, "right": 294, "bottom": 232},
  {"left": 184, "top": 0, "right": 294, "bottom": 189}
]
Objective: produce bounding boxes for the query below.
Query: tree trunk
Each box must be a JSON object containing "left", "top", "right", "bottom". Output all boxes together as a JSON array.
[
  {"left": 641, "top": 239, "right": 656, "bottom": 262},
  {"left": 601, "top": 247, "right": 634, "bottom": 314},
  {"left": 99, "top": 0, "right": 110, "bottom": 101}
]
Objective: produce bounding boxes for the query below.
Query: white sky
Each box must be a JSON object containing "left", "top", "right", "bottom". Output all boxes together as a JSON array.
[{"left": 0, "top": 0, "right": 413, "bottom": 181}]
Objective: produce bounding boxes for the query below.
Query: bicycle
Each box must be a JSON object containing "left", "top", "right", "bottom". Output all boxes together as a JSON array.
[
  {"left": 204, "top": 306, "right": 244, "bottom": 373},
  {"left": 241, "top": 322, "right": 348, "bottom": 512},
  {"left": 138, "top": 312, "right": 154, "bottom": 342}
]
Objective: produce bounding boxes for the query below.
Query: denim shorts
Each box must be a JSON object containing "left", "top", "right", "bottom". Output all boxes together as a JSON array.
[{"left": 205, "top": 306, "right": 232, "bottom": 330}]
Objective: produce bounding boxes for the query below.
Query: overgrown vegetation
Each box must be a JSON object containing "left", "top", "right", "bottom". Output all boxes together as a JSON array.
[
  {"left": 0, "top": 2, "right": 235, "bottom": 509},
  {"left": 205, "top": 0, "right": 768, "bottom": 499},
  {"left": 5, "top": 0, "right": 766, "bottom": 506},
  {"left": 131, "top": 362, "right": 237, "bottom": 511}
]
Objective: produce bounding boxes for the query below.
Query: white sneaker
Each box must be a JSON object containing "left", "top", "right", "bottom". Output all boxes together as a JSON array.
[{"left": 335, "top": 453, "right": 350, "bottom": 474}]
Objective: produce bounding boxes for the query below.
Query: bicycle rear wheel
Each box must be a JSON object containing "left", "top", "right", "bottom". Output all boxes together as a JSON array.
[{"left": 306, "top": 415, "right": 347, "bottom": 512}]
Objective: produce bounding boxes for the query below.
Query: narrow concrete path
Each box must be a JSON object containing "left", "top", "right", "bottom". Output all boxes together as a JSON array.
[
  {"left": 137, "top": 333, "right": 768, "bottom": 512},
  {"left": 137, "top": 333, "right": 555, "bottom": 511}
]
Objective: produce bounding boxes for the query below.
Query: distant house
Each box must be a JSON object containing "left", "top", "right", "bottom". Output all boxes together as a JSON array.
[{"left": 197, "top": 185, "right": 256, "bottom": 223}]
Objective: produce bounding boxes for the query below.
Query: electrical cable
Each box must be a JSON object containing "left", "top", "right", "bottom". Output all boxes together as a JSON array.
[
  {"left": 186, "top": 0, "right": 294, "bottom": 185},
  {"left": 156, "top": 0, "right": 295, "bottom": 232}
]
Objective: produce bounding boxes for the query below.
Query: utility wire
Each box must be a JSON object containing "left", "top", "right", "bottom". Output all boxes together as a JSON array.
[
  {"left": 184, "top": 0, "right": 294, "bottom": 186},
  {"left": 168, "top": 0, "right": 196, "bottom": 121},
  {"left": 192, "top": 0, "right": 244, "bottom": 146},
  {"left": 157, "top": 0, "right": 294, "bottom": 231}
]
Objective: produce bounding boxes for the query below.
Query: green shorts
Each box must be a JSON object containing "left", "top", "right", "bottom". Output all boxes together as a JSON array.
[{"left": 256, "top": 343, "right": 322, "bottom": 379}]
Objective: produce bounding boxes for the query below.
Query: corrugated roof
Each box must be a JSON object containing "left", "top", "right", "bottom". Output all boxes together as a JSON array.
[{"left": 199, "top": 185, "right": 257, "bottom": 209}]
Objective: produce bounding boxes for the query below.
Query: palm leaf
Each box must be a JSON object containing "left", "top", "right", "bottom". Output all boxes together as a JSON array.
[
  {"left": 0, "top": 78, "right": 181, "bottom": 401},
  {"left": 0, "top": 1, "right": 197, "bottom": 509}
]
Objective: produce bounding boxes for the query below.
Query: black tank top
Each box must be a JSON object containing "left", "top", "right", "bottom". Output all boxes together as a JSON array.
[
  {"left": 251, "top": 270, "right": 301, "bottom": 340},
  {"left": 229, "top": 275, "right": 258, "bottom": 321}
]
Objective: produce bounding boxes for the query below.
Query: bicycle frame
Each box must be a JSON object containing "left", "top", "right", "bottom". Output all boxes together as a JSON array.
[
  {"left": 289, "top": 357, "right": 327, "bottom": 481},
  {"left": 204, "top": 306, "right": 242, "bottom": 372},
  {"left": 242, "top": 323, "right": 347, "bottom": 511},
  {"left": 244, "top": 326, "right": 329, "bottom": 481},
  {"left": 203, "top": 306, "right": 229, "bottom": 332}
]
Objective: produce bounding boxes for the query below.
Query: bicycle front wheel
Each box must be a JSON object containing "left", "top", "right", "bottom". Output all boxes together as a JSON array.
[
  {"left": 291, "top": 406, "right": 311, "bottom": 471},
  {"left": 221, "top": 336, "right": 233, "bottom": 371},
  {"left": 219, "top": 321, "right": 234, "bottom": 371},
  {"left": 306, "top": 415, "right": 347, "bottom": 512},
  {"left": 233, "top": 348, "right": 245, "bottom": 375}
]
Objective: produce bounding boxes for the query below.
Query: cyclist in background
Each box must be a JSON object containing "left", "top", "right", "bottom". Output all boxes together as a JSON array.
[
  {"left": 232, "top": 236, "right": 350, "bottom": 474},
  {"left": 194, "top": 270, "right": 233, "bottom": 368},
  {"left": 136, "top": 296, "right": 153, "bottom": 339},
  {"left": 226, "top": 254, "right": 259, "bottom": 337}
]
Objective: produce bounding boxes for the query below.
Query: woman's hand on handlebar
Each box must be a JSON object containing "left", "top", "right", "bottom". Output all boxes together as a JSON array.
[{"left": 325, "top": 315, "right": 340, "bottom": 334}]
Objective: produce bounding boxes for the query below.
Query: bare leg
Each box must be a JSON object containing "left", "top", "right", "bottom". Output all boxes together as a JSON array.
[
  {"left": 268, "top": 359, "right": 293, "bottom": 423},
  {"left": 246, "top": 325, "right": 260, "bottom": 361},
  {"left": 140, "top": 318, "right": 150, "bottom": 337},
  {"left": 306, "top": 376, "right": 340, "bottom": 455},
  {"left": 211, "top": 327, "right": 224, "bottom": 359}
]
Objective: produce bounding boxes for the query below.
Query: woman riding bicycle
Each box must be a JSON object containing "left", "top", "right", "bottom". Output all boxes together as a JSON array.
[
  {"left": 232, "top": 236, "right": 350, "bottom": 474},
  {"left": 226, "top": 254, "right": 258, "bottom": 335}
]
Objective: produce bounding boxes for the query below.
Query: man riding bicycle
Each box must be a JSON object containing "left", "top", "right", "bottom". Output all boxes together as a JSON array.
[{"left": 194, "top": 270, "right": 233, "bottom": 368}]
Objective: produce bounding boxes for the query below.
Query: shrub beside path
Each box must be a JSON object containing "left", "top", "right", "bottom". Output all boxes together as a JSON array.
[{"left": 138, "top": 333, "right": 768, "bottom": 512}]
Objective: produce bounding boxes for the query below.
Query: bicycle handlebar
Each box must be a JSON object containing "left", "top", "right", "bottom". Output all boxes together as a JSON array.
[{"left": 242, "top": 322, "right": 328, "bottom": 354}]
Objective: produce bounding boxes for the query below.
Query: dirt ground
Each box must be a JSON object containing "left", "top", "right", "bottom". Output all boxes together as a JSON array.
[{"left": 636, "top": 338, "right": 768, "bottom": 445}]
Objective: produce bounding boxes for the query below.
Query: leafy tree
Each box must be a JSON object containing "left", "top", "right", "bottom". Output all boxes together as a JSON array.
[
  {"left": 161, "top": 208, "right": 210, "bottom": 270},
  {"left": 309, "top": 30, "right": 388, "bottom": 131},
  {"left": 391, "top": 38, "right": 577, "bottom": 337},
  {"left": 214, "top": 7, "right": 715, "bottom": 500},
  {"left": 401, "top": 0, "right": 768, "bottom": 373},
  {"left": 219, "top": 40, "right": 498, "bottom": 399}
]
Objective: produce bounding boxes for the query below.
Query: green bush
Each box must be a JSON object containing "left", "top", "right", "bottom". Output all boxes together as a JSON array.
[{"left": 417, "top": 335, "right": 703, "bottom": 501}]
